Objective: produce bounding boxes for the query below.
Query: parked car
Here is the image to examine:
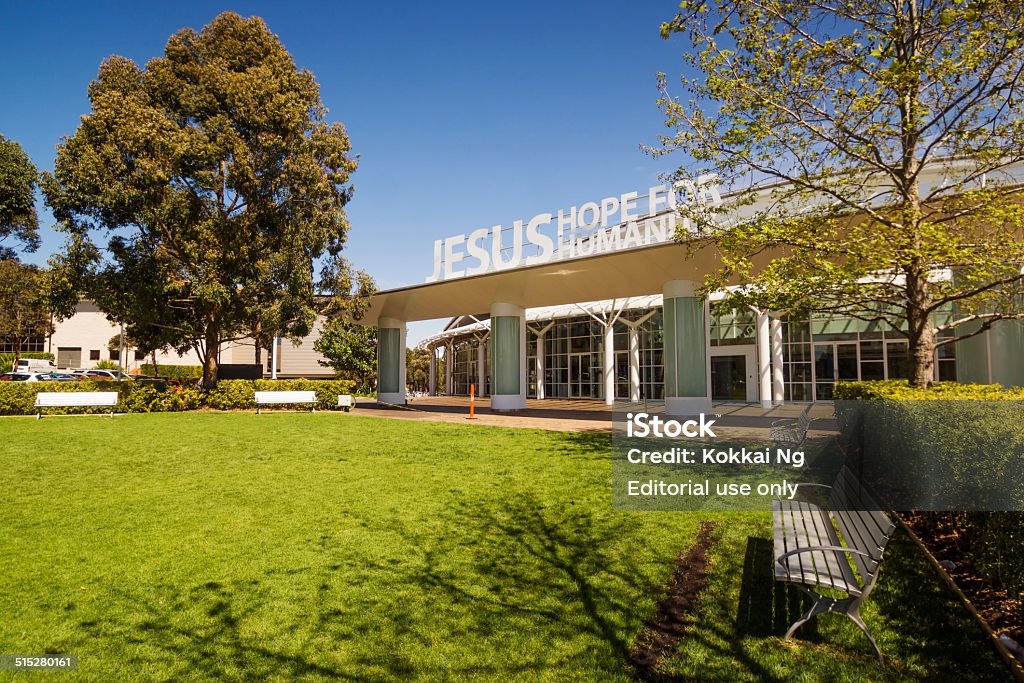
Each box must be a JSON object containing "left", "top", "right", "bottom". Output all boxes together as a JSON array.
[
  {"left": 0, "top": 372, "right": 42, "bottom": 382},
  {"left": 37, "top": 373, "right": 80, "bottom": 382},
  {"left": 15, "top": 358, "right": 57, "bottom": 373},
  {"left": 74, "top": 369, "right": 135, "bottom": 381}
]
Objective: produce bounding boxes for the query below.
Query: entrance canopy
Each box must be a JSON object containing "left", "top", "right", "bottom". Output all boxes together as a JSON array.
[{"left": 362, "top": 240, "right": 770, "bottom": 324}]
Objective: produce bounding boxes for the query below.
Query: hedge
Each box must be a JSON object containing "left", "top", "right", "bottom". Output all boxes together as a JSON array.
[
  {"left": 205, "top": 379, "right": 356, "bottom": 411},
  {"left": 834, "top": 379, "right": 1024, "bottom": 621},
  {"left": 0, "top": 378, "right": 355, "bottom": 415},
  {"left": 139, "top": 364, "right": 204, "bottom": 381},
  {"left": 0, "top": 381, "right": 202, "bottom": 416},
  {"left": 0, "top": 352, "right": 55, "bottom": 374},
  {"left": 834, "top": 379, "right": 1024, "bottom": 400}
]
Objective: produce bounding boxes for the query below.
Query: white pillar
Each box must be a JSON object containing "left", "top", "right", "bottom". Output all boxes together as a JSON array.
[
  {"left": 536, "top": 333, "right": 546, "bottom": 400},
  {"left": 756, "top": 311, "right": 772, "bottom": 409},
  {"left": 271, "top": 336, "right": 279, "bottom": 380},
  {"left": 770, "top": 314, "right": 785, "bottom": 405},
  {"left": 428, "top": 347, "right": 437, "bottom": 396},
  {"left": 629, "top": 326, "right": 640, "bottom": 402},
  {"left": 445, "top": 342, "right": 453, "bottom": 395},
  {"left": 476, "top": 339, "right": 487, "bottom": 397},
  {"left": 604, "top": 322, "right": 615, "bottom": 405}
]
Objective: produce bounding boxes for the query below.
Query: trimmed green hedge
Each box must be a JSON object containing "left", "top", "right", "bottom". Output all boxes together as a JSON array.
[
  {"left": 0, "top": 381, "right": 202, "bottom": 416},
  {"left": 834, "top": 379, "right": 1024, "bottom": 619},
  {"left": 139, "top": 364, "right": 204, "bottom": 381},
  {"left": 205, "top": 379, "right": 356, "bottom": 411},
  {"left": 0, "top": 352, "right": 55, "bottom": 374},
  {"left": 0, "top": 378, "right": 355, "bottom": 415},
  {"left": 834, "top": 379, "right": 1024, "bottom": 400}
]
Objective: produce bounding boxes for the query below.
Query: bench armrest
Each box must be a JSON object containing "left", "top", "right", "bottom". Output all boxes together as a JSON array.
[{"left": 775, "top": 545, "right": 872, "bottom": 581}]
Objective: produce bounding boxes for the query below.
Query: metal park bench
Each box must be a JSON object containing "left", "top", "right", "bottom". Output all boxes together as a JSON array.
[
  {"left": 773, "top": 465, "right": 896, "bottom": 661},
  {"left": 770, "top": 405, "right": 813, "bottom": 448},
  {"left": 254, "top": 390, "right": 318, "bottom": 414},
  {"left": 337, "top": 395, "right": 354, "bottom": 412},
  {"left": 35, "top": 391, "right": 119, "bottom": 419}
]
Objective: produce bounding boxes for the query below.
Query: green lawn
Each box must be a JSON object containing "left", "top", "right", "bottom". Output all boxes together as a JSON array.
[{"left": 0, "top": 413, "right": 1009, "bottom": 681}]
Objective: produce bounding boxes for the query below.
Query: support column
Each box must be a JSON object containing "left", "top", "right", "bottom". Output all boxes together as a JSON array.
[
  {"left": 536, "top": 333, "right": 546, "bottom": 400},
  {"left": 629, "top": 327, "right": 641, "bottom": 402},
  {"left": 490, "top": 302, "right": 526, "bottom": 411},
  {"left": 770, "top": 314, "right": 785, "bottom": 405},
  {"left": 756, "top": 311, "right": 772, "bottom": 409},
  {"left": 445, "top": 342, "right": 453, "bottom": 395},
  {"left": 428, "top": 347, "right": 437, "bottom": 396},
  {"left": 476, "top": 339, "right": 487, "bottom": 397},
  {"left": 377, "top": 317, "right": 406, "bottom": 405},
  {"left": 604, "top": 322, "right": 615, "bottom": 405},
  {"left": 662, "top": 280, "right": 711, "bottom": 415}
]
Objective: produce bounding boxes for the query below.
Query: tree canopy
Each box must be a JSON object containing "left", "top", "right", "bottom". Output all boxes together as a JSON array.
[
  {"left": 656, "top": 0, "right": 1024, "bottom": 386},
  {"left": 0, "top": 135, "right": 40, "bottom": 260},
  {"left": 43, "top": 11, "right": 357, "bottom": 387},
  {"left": 314, "top": 266, "right": 377, "bottom": 392},
  {"left": 0, "top": 260, "right": 52, "bottom": 359}
]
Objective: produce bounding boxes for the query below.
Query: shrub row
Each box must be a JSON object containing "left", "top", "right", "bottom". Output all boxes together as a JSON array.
[
  {"left": 834, "top": 379, "right": 1024, "bottom": 616},
  {"left": 139, "top": 363, "right": 205, "bottom": 380},
  {"left": 205, "top": 379, "right": 356, "bottom": 410},
  {"left": 834, "top": 379, "right": 1024, "bottom": 400},
  {"left": 0, "top": 352, "right": 55, "bottom": 374},
  {"left": 0, "top": 378, "right": 356, "bottom": 416}
]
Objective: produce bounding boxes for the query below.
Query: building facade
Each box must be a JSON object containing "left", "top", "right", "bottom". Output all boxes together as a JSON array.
[{"left": 366, "top": 162, "right": 1024, "bottom": 413}]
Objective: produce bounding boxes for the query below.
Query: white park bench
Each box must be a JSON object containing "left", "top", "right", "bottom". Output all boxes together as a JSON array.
[
  {"left": 35, "top": 391, "right": 119, "bottom": 419},
  {"left": 337, "top": 395, "right": 355, "bottom": 412},
  {"left": 770, "top": 405, "right": 813, "bottom": 448},
  {"left": 254, "top": 390, "right": 318, "bottom": 414},
  {"left": 773, "top": 465, "right": 896, "bottom": 662}
]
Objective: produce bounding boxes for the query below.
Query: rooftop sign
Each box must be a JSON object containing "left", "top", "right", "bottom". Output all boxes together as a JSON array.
[{"left": 426, "top": 176, "right": 723, "bottom": 282}]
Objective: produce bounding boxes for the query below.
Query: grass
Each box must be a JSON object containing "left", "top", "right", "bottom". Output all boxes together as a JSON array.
[{"left": 0, "top": 413, "right": 1011, "bottom": 681}]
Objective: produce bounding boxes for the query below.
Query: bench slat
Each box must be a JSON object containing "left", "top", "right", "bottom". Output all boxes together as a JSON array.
[
  {"left": 254, "top": 391, "right": 318, "bottom": 404},
  {"left": 35, "top": 392, "right": 119, "bottom": 408}
]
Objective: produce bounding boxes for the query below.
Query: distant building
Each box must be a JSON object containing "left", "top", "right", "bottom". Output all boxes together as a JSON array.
[{"left": 45, "top": 300, "right": 335, "bottom": 378}]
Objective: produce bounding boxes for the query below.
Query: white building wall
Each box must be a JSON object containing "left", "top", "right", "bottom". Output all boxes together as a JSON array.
[
  {"left": 48, "top": 303, "right": 334, "bottom": 377},
  {"left": 49, "top": 301, "right": 202, "bottom": 371}
]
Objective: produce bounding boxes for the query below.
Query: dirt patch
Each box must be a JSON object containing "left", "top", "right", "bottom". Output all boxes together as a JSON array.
[
  {"left": 901, "top": 513, "right": 1024, "bottom": 669},
  {"left": 629, "top": 521, "right": 718, "bottom": 681}
]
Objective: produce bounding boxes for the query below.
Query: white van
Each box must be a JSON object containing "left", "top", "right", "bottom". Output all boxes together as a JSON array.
[{"left": 15, "top": 358, "right": 57, "bottom": 373}]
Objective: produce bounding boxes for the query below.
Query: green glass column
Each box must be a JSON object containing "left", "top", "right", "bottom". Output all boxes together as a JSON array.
[
  {"left": 990, "top": 319, "right": 1024, "bottom": 387},
  {"left": 377, "top": 317, "right": 406, "bottom": 404},
  {"left": 490, "top": 302, "right": 525, "bottom": 410},
  {"left": 662, "top": 280, "right": 711, "bottom": 415}
]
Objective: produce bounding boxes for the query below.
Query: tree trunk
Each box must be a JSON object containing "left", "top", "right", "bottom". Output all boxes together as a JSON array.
[
  {"left": 203, "top": 320, "right": 220, "bottom": 389},
  {"left": 906, "top": 270, "right": 935, "bottom": 388},
  {"left": 151, "top": 350, "right": 158, "bottom": 378}
]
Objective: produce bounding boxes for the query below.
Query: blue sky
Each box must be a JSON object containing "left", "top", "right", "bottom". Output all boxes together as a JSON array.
[{"left": 0, "top": 1, "right": 691, "bottom": 343}]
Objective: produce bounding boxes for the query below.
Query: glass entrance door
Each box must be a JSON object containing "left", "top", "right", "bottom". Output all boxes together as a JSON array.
[
  {"left": 615, "top": 351, "right": 630, "bottom": 400},
  {"left": 569, "top": 352, "right": 600, "bottom": 399},
  {"left": 711, "top": 355, "right": 747, "bottom": 401}
]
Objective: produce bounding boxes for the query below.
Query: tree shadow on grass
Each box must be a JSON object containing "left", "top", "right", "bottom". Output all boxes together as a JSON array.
[
  {"left": 390, "top": 491, "right": 668, "bottom": 679},
  {"left": 78, "top": 576, "right": 376, "bottom": 682}
]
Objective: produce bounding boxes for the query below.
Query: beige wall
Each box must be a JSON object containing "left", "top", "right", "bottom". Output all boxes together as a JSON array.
[{"left": 50, "top": 302, "right": 335, "bottom": 378}]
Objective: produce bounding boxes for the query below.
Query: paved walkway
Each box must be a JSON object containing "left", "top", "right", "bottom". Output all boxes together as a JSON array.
[{"left": 353, "top": 396, "right": 837, "bottom": 438}]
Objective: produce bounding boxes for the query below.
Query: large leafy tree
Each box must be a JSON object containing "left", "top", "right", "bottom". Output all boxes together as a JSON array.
[
  {"left": 43, "top": 12, "right": 357, "bottom": 387},
  {"left": 0, "top": 135, "right": 40, "bottom": 260},
  {"left": 0, "top": 260, "right": 52, "bottom": 362},
  {"left": 657, "top": 0, "right": 1024, "bottom": 387}
]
